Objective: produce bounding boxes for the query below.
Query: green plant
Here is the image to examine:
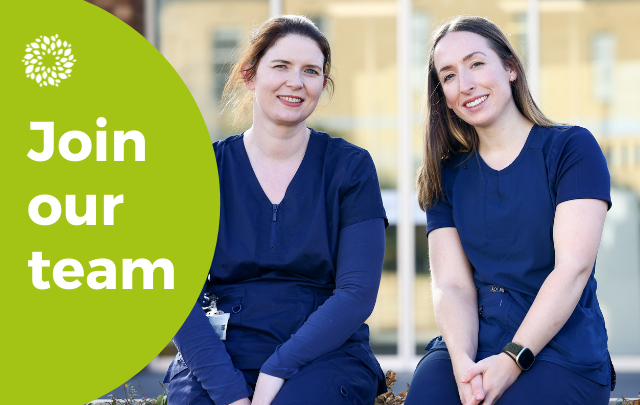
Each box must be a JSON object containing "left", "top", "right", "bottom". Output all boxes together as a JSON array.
[{"left": 85, "top": 381, "right": 167, "bottom": 405}]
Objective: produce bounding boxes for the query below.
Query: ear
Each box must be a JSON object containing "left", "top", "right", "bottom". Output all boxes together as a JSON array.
[
  {"left": 323, "top": 74, "right": 328, "bottom": 89},
  {"left": 242, "top": 62, "right": 255, "bottom": 90},
  {"left": 506, "top": 56, "right": 518, "bottom": 82},
  {"left": 508, "top": 66, "right": 517, "bottom": 82}
]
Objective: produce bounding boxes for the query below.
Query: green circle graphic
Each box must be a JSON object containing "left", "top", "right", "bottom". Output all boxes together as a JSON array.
[{"left": 0, "top": 1, "right": 218, "bottom": 403}]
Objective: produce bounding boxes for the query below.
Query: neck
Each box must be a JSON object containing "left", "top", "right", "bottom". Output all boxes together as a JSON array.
[
  {"left": 476, "top": 104, "right": 534, "bottom": 155},
  {"left": 244, "top": 118, "right": 310, "bottom": 161}
]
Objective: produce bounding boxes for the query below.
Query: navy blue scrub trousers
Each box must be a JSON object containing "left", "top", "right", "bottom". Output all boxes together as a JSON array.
[
  {"left": 404, "top": 349, "right": 610, "bottom": 405},
  {"left": 167, "top": 350, "right": 378, "bottom": 405}
]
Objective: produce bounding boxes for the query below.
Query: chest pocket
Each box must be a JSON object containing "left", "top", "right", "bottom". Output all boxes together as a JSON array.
[{"left": 208, "top": 285, "right": 245, "bottom": 354}]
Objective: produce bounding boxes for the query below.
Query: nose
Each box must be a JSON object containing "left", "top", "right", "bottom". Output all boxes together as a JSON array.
[
  {"left": 285, "top": 69, "right": 303, "bottom": 89},
  {"left": 458, "top": 70, "right": 475, "bottom": 95}
]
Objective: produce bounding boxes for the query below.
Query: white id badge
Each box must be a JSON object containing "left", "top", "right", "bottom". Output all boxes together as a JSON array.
[{"left": 206, "top": 311, "right": 230, "bottom": 340}]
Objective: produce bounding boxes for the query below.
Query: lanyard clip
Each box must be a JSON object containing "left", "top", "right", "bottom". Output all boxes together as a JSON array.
[{"left": 203, "top": 292, "right": 219, "bottom": 314}]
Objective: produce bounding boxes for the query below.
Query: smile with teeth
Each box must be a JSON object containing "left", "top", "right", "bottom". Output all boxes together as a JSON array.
[
  {"left": 278, "top": 96, "right": 303, "bottom": 103},
  {"left": 465, "top": 95, "right": 488, "bottom": 108}
]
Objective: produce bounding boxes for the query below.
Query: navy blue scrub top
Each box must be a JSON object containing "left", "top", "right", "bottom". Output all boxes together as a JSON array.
[
  {"left": 168, "top": 128, "right": 388, "bottom": 403},
  {"left": 211, "top": 127, "right": 387, "bottom": 362},
  {"left": 426, "top": 125, "right": 612, "bottom": 385}
]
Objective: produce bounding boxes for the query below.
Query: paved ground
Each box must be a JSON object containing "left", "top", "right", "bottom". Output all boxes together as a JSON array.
[{"left": 97, "top": 356, "right": 639, "bottom": 402}]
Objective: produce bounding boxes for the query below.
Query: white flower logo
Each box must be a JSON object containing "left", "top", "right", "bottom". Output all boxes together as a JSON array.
[{"left": 22, "top": 35, "right": 76, "bottom": 87}]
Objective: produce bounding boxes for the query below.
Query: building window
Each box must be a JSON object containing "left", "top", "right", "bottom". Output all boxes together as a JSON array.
[
  {"left": 212, "top": 28, "right": 241, "bottom": 102},
  {"left": 591, "top": 32, "right": 615, "bottom": 104}
]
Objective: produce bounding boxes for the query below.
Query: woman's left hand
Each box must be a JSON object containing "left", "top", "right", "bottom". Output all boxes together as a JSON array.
[
  {"left": 251, "top": 372, "right": 286, "bottom": 405},
  {"left": 460, "top": 353, "right": 521, "bottom": 405}
]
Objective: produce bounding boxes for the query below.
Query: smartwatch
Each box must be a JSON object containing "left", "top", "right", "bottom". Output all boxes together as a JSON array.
[{"left": 502, "top": 342, "right": 535, "bottom": 371}]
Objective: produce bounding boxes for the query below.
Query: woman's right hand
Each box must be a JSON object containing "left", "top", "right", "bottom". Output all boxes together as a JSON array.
[
  {"left": 229, "top": 398, "right": 251, "bottom": 405},
  {"left": 458, "top": 374, "right": 484, "bottom": 405},
  {"left": 453, "top": 358, "right": 485, "bottom": 405}
]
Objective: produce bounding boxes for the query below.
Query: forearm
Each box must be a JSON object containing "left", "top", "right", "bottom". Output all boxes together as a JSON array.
[
  {"left": 429, "top": 227, "right": 479, "bottom": 372},
  {"left": 512, "top": 263, "right": 592, "bottom": 355},
  {"left": 434, "top": 284, "right": 479, "bottom": 372}
]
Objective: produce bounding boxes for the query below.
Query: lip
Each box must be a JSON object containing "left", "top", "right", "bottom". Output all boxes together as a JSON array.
[
  {"left": 462, "top": 95, "right": 489, "bottom": 109},
  {"left": 277, "top": 95, "right": 305, "bottom": 107}
]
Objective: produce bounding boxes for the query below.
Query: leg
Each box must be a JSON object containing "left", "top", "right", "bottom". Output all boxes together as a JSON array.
[
  {"left": 272, "top": 351, "right": 378, "bottom": 405},
  {"left": 404, "top": 349, "right": 461, "bottom": 405},
  {"left": 496, "top": 360, "right": 610, "bottom": 405},
  {"left": 166, "top": 363, "right": 258, "bottom": 405}
]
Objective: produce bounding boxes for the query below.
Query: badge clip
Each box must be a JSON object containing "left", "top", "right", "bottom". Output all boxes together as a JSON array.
[{"left": 203, "top": 293, "right": 230, "bottom": 340}]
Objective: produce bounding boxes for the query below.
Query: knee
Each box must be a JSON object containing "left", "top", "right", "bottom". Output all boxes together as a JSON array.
[
  {"left": 167, "top": 369, "right": 214, "bottom": 405},
  {"left": 273, "top": 358, "right": 378, "bottom": 405},
  {"left": 405, "top": 351, "right": 459, "bottom": 404}
]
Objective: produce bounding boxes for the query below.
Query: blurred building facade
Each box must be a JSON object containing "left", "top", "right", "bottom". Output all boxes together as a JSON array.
[{"left": 89, "top": 0, "right": 640, "bottom": 370}]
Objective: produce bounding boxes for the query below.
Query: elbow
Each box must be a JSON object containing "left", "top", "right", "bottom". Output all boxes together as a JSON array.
[
  {"left": 432, "top": 278, "right": 477, "bottom": 297},
  {"left": 431, "top": 281, "right": 478, "bottom": 312},
  {"left": 553, "top": 257, "right": 595, "bottom": 288},
  {"left": 335, "top": 286, "right": 377, "bottom": 323}
]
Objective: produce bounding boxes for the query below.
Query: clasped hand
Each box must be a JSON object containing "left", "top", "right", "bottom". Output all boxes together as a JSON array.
[
  {"left": 459, "top": 353, "right": 522, "bottom": 405},
  {"left": 229, "top": 373, "right": 285, "bottom": 405}
]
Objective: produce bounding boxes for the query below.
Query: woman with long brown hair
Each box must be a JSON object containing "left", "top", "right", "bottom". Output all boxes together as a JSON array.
[
  {"left": 406, "top": 15, "right": 613, "bottom": 405},
  {"left": 163, "top": 15, "right": 388, "bottom": 405}
]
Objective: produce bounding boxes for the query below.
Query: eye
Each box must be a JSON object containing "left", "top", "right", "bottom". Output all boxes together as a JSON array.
[
  {"left": 305, "top": 68, "right": 319, "bottom": 75},
  {"left": 471, "top": 61, "right": 485, "bottom": 68},
  {"left": 274, "top": 64, "right": 286, "bottom": 69},
  {"left": 442, "top": 73, "right": 455, "bottom": 83}
]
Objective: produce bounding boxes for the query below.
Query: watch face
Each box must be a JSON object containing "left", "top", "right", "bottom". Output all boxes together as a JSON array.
[{"left": 517, "top": 348, "right": 535, "bottom": 370}]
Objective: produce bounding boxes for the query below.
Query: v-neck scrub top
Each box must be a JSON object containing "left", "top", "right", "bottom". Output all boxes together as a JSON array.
[
  {"left": 167, "top": 129, "right": 388, "bottom": 404},
  {"left": 426, "top": 125, "right": 612, "bottom": 385}
]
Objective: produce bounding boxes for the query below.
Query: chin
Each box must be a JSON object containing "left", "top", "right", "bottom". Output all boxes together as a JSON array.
[
  {"left": 459, "top": 112, "right": 497, "bottom": 129},
  {"left": 273, "top": 116, "right": 305, "bottom": 126},
  {"left": 280, "top": 112, "right": 305, "bottom": 121}
]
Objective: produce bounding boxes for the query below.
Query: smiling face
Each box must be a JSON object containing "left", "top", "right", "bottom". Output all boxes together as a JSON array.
[
  {"left": 434, "top": 31, "right": 517, "bottom": 130},
  {"left": 246, "top": 34, "right": 325, "bottom": 128}
]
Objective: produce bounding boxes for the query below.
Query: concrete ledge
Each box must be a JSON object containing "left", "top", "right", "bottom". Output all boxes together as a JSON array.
[
  {"left": 88, "top": 401, "right": 162, "bottom": 404},
  {"left": 88, "top": 398, "right": 639, "bottom": 404}
]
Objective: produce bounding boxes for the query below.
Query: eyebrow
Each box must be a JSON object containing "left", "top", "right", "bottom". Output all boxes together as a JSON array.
[
  {"left": 438, "top": 51, "right": 487, "bottom": 73},
  {"left": 271, "top": 59, "right": 323, "bottom": 71}
]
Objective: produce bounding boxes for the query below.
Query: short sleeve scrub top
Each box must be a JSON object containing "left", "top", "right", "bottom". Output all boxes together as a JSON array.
[
  {"left": 426, "top": 125, "right": 612, "bottom": 386},
  {"left": 165, "top": 128, "right": 389, "bottom": 402}
]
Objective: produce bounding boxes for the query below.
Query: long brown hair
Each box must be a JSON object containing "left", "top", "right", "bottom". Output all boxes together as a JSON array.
[
  {"left": 221, "top": 15, "right": 334, "bottom": 128},
  {"left": 416, "top": 15, "right": 557, "bottom": 211}
]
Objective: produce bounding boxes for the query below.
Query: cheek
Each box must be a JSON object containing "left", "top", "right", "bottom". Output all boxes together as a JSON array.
[
  {"left": 307, "top": 81, "right": 325, "bottom": 100},
  {"left": 442, "top": 87, "right": 458, "bottom": 105}
]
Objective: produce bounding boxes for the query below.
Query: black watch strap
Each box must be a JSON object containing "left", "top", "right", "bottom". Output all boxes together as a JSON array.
[{"left": 502, "top": 342, "right": 535, "bottom": 371}]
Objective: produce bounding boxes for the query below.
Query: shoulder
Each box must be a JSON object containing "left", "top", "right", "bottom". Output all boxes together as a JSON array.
[
  {"left": 538, "top": 125, "right": 600, "bottom": 157},
  {"left": 212, "top": 134, "right": 244, "bottom": 165},
  {"left": 309, "top": 128, "right": 378, "bottom": 181},
  {"left": 310, "top": 128, "right": 372, "bottom": 161},
  {"left": 212, "top": 133, "right": 243, "bottom": 154},
  {"left": 311, "top": 129, "right": 387, "bottom": 228}
]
